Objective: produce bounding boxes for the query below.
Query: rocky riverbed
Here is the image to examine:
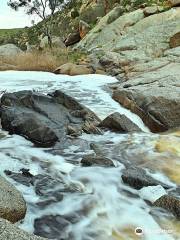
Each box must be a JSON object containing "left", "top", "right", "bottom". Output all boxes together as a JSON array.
[{"left": 0, "top": 71, "right": 179, "bottom": 240}]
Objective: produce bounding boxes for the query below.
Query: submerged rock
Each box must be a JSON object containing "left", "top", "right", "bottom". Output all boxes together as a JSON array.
[
  {"left": 4, "top": 169, "right": 34, "bottom": 187},
  {"left": 0, "top": 176, "right": 26, "bottom": 223},
  {"left": 0, "top": 218, "right": 45, "bottom": 240},
  {"left": 34, "top": 215, "right": 71, "bottom": 239},
  {"left": 99, "top": 112, "right": 141, "bottom": 132},
  {"left": 121, "top": 167, "right": 169, "bottom": 190}
]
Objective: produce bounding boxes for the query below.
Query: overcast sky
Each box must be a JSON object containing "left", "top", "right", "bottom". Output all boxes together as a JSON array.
[{"left": 0, "top": 0, "right": 38, "bottom": 29}]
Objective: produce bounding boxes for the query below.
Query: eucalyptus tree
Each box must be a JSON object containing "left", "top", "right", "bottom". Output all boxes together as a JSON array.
[{"left": 8, "top": 0, "right": 65, "bottom": 47}]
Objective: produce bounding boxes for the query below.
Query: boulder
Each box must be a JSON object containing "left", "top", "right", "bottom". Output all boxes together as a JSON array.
[
  {"left": 39, "top": 36, "right": 66, "bottom": 48},
  {"left": 0, "top": 176, "right": 26, "bottom": 223},
  {"left": 64, "top": 32, "right": 81, "bottom": 47},
  {"left": 153, "top": 195, "right": 180, "bottom": 219},
  {"left": 113, "top": 63, "right": 180, "bottom": 133},
  {"left": 99, "top": 112, "right": 141, "bottom": 132},
  {"left": 0, "top": 218, "right": 45, "bottom": 240},
  {"left": 0, "top": 90, "right": 99, "bottom": 147},
  {"left": 0, "top": 44, "right": 22, "bottom": 57},
  {"left": 143, "top": 6, "right": 159, "bottom": 17},
  {"left": 53, "top": 63, "right": 94, "bottom": 75}
]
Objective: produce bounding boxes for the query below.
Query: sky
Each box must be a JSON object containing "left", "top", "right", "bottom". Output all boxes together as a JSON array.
[{"left": 0, "top": 0, "right": 38, "bottom": 29}]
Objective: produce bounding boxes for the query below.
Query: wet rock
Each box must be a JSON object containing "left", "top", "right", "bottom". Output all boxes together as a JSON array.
[
  {"left": 99, "top": 112, "right": 141, "bottom": 132},
  {"left": 64, "top": 32, "right": 81, "bottom": 47},
  {"left": 121, "top": 167, "right": 169, "bottom": 190},
  {"left": 4, "top": 169, "right": 34, "bottom": 187},
  {"left": 153, "top": 195, "right": 180, "bottom": 219},
  {"left": 81, "top": 155, "right": 115, "bottom": 167},
  {"left": 0, "top": 90, "right": 98, "bottom": 147},
  {"left": 34, "top": 215, "right": 70, "bottom": 239},
  {"left": 82, "top": 120, "right": 102, "bottom": 135},
  {"left": 67, "top": 124, "right": 82, "bottom": 137},
  {"left": 0, "top": 176, "right": 26, "bottom": 223},
  {"left": 0, "top": 218, "right": 46, "bottom": 240}
]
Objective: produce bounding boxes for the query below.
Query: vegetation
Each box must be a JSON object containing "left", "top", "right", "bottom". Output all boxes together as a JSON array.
[
  {"left": 8, "top": 0, "right": 67, "bottom": 47},
  {"left": 0, "top": 48, "right": 87, "bottom": 72}
]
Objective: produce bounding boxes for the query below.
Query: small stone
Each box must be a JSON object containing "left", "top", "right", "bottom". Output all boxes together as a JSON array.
[{"left": 81, "top": 155, "right": 115, "bottom": 167}]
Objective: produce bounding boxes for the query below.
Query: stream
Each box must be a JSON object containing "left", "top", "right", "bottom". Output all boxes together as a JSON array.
[{"left": 0, "top": 71, "right": 179, "bottom": 240}]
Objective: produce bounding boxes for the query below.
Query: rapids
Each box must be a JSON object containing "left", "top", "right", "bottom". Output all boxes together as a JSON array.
[{"left": 0, "top": 71, "right": 179, "bottom": 240}]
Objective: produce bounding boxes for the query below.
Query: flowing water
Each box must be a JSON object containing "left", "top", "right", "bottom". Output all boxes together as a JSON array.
[{"left": 0, "top": 71, "right": 179, "bottom": 240}]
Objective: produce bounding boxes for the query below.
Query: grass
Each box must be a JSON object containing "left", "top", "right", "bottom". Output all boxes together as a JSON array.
[{"left": 0, "top": 48, "right": 87, "bottom": 72}]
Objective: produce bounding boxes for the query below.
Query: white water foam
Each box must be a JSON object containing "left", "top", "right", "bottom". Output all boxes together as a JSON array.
[
  {"left": 0, "top": 71, "right": 148, "bottom": 132},
  {"left": 0, "top": 71, "right": 177, "bottom": 240}
]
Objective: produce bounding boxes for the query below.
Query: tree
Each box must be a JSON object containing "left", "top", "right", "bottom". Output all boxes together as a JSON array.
[{"left": 8, "top": 0, "right": 65, "bottom": 47}]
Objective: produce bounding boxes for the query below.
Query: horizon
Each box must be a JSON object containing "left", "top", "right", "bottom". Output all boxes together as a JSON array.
[{"left": 0, "top": 0, "right": 39, "bottom": 29}]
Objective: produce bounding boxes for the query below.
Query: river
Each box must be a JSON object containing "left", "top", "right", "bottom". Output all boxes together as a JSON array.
[{"left": 0, "top": 71, "right": 179, "bottom": 240}]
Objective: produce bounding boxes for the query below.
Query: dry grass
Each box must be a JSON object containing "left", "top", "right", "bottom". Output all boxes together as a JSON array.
[{"left": 0, "top": 48, "right": 86, "bottom": 72}]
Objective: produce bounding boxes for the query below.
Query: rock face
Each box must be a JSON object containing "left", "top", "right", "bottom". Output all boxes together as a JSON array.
[
  {"left": 0, "top": 176, "right": 26, "bottom": 223},
  {"left": 99, "top": 112, "right": 141, "bottom": 132},
  {"left": 0, "top": 218, "right": 45, "bottom": 240},
  {"left": 0, "top": 44, "right": 22, "bottom": 57},
  {"left": 113, "top": 63, "right": 180, "bottom": 132},
  {"left": 0, "top": 90, "right": 100, "bottom": 147},
  {"left": 77, "top": 8, "right": 180, "bottom": 59},
  {"left": 53, "top": 63, "right": 94, "bottom": 75}
]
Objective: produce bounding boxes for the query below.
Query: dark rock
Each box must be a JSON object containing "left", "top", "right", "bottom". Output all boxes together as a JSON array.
[
  {"left": 64, "top": 32, "right": 81, "bottom": 47},
  {"left": 4, "top": 169, "right": 34, "bottom": 187},
  {"left": 34, "top": 215, "right": 70, "bottom": 239},
  {"left": 99, "top": 112, "right": 141, "bottom": 132},
  {"left": 81, "top": 155, "right": 115, "bottom": 167},
  {"left": 113, "top": 83, "right": 180, "bottom": 132},
  {"left": 0, "top": 90, "right": 99, "bottom": 147},
  {"left": 121, "top": 167, "right": 169, "bottom": 190},
  {"left": 153, "top": 195, "right": 180, "bottom": 219}
]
